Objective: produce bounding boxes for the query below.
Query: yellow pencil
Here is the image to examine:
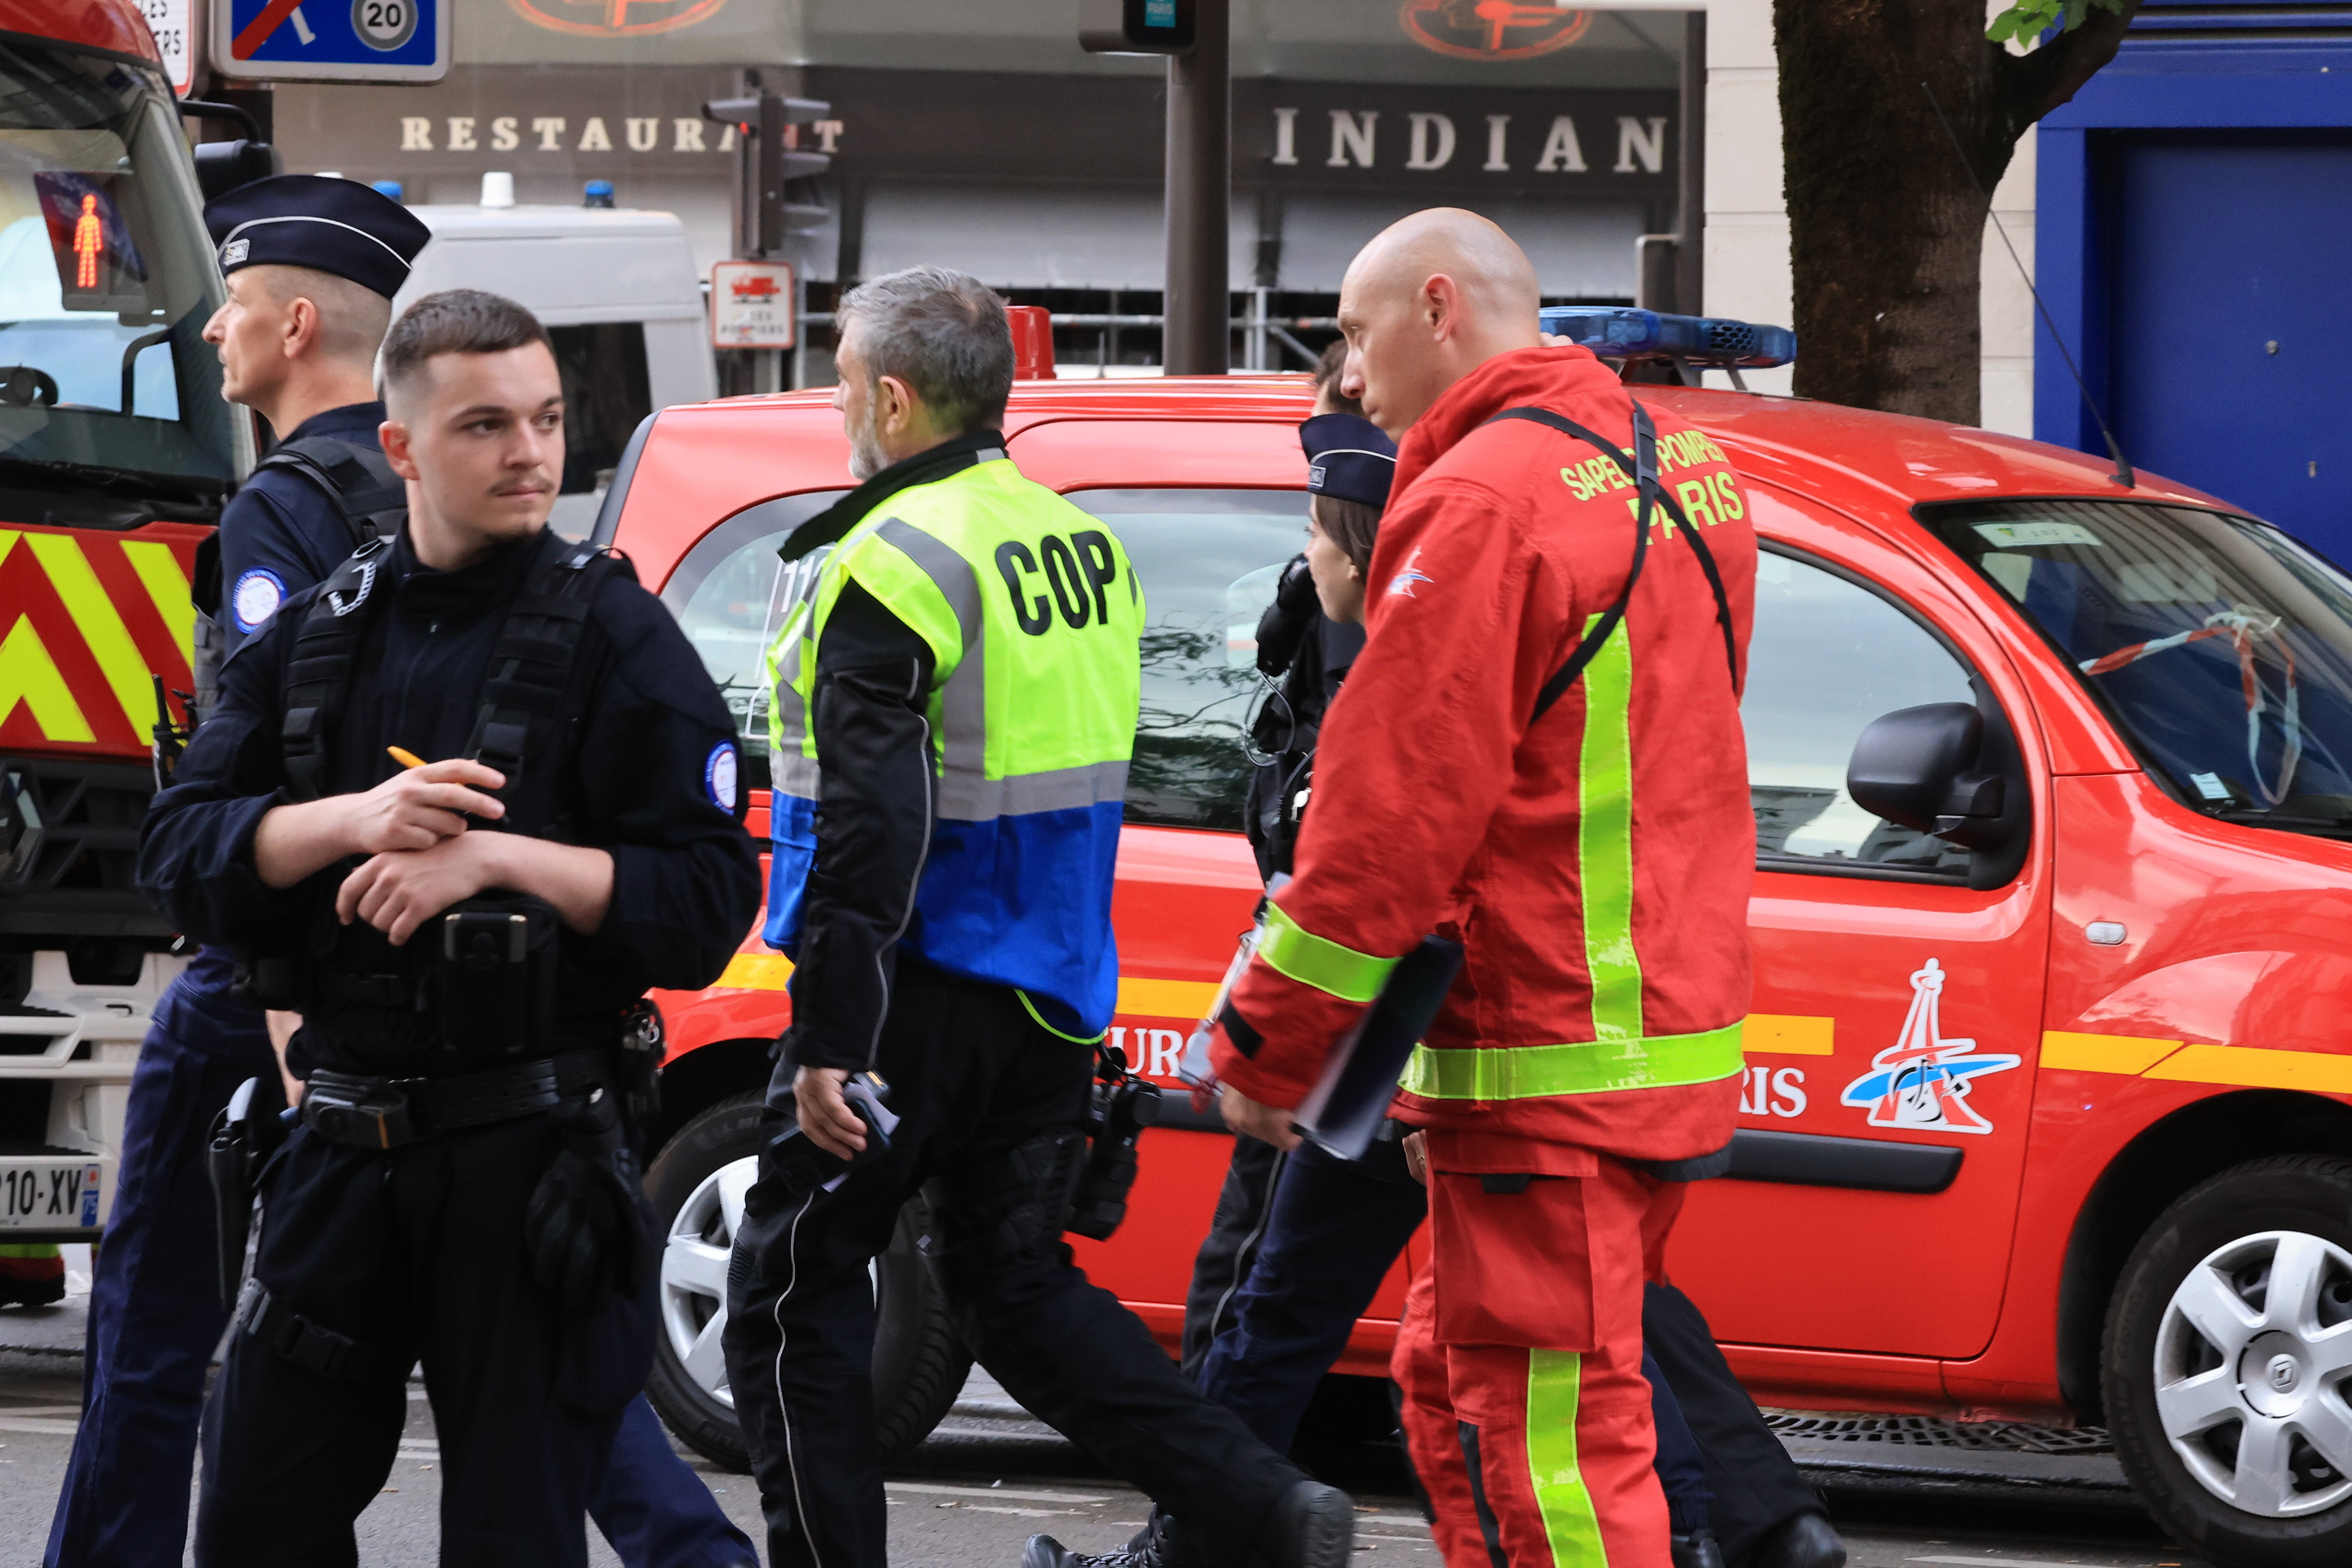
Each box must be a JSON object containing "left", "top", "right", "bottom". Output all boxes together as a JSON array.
[{"left": 387, "top": 746, "right": 427, "bottom": 770}]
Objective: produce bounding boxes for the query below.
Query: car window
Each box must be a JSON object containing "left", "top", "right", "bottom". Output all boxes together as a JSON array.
[
  {"left": 1064, "top": 489, "right": 1310, "bottom": 830},
  {"left": 1923, "top": 499, "right": 2352, "bottom": 838},
  {"left": 1745, "top": 549, "right": 1978, "bottom": 875},
  {"left": 660, "top": 491, "right": 850, "bottom": 788},
  {"left": 548, "top": 323, "right": 650, "bottom": 495}
]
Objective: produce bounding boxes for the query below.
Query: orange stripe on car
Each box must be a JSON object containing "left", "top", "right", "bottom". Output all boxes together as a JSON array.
[
  {"left": 2040, "top": 1030, "right": 2181, "bottom": 1075},
  {"left": 2039, "top": 1029, "right": 2352, "bottom": 1093},
  {"left": 2144, "top": 1043, "right": 2352, "bottom": 1094},
  {"left": 1745, "top": 1014, "right": 1835, "bottom": 1056}
]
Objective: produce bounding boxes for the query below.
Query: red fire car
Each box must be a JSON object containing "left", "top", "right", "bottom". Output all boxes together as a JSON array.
[{"left": 606, "top": 363, "right": 2352, "bottom": 1568}]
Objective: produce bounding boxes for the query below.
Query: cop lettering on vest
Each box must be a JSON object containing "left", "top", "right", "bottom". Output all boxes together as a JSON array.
[{"left": 994, "top": 529, "right": 1121, "bottom": 636}]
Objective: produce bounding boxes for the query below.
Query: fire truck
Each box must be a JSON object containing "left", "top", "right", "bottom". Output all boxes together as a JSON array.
[{"left": 0, "top": 0, "right": 247, "bottom": 1240}]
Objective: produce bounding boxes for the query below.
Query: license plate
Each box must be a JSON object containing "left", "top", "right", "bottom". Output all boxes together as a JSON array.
[{"left": 0, "top": 1159, "right": 100, "bottom": 1229}]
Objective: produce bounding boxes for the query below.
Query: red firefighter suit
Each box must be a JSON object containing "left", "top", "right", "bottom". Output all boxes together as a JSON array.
[{"left": 1208, "top": 345, "right": 1757, "bottom": 1568}]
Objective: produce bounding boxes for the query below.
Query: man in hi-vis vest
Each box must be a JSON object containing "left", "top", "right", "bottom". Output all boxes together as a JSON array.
[{"left": 723, "top": 267, "right": 1354, "bottom": 1568}]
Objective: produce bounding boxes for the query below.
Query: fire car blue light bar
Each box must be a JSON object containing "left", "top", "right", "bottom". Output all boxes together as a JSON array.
[{"left": 1537, "top": 307, "right": 1796, "bottom": 369}]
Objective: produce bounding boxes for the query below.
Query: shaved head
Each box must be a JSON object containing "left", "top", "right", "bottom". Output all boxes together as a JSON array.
[{"left": 1335, "top": 208, "right": 1543, "bottom": 437}]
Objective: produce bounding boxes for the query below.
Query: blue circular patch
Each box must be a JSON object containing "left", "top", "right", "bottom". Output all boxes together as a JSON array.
[
  {"left": 705, "top": 742, "right": 739, "bottom": 813},
  {"left": 231, "top": 568, "right": 286, "bottom": 633}
]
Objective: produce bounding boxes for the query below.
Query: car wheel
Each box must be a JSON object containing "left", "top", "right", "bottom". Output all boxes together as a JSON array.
[
  {"left": 2104, "top": 1154, "right": 2352, "bottom": 1566},
  {"left": 643, "top": 1090, "right": 973, "bottom": 1472}
]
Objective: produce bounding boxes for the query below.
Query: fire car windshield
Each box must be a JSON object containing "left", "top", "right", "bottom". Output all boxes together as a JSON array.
[
  {"left": 1923, "top": 499, "right": 2352, "bottom": 835},
  {"left": 0, "top": 39, "right": 239, "bottom": 511}
]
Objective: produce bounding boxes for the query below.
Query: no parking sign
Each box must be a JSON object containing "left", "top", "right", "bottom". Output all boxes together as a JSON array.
[{"left": 211, "top": 0, "right": 449, "bottom": 82}]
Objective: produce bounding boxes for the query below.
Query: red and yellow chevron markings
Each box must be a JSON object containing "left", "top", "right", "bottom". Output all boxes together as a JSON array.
[{"left": 0, "top": 523, "right": 200, "bottom": 754}]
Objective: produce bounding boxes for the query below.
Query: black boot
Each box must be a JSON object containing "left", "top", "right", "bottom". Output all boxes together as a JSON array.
[
  {"left": 1255, "top": 1479, "right": 1354, "bottom": 1568},
  {"left": 1674, "top": 1526, "right": 1728, "bottom": 1568},
  {"left": 1748, "top": 1511, "right": 1846, "bottom": 1568},
  {"left": 1023, "top": 1512, "right": 1170, "bottom": 1568}
]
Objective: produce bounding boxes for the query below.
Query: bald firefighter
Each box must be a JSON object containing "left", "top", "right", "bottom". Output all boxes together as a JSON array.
[{"left": 1210, "top": 211, "right": 1758, "bottom": 1568}]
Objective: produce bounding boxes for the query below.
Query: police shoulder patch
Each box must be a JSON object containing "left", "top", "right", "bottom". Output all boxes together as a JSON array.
[
  {"left": 231, "top": 568, "right": 286, "bottom": 633},
  {"left": 705, "top": 741, "right": 739, "bottom": 813}
]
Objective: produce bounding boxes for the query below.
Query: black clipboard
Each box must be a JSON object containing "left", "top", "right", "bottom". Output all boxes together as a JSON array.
[{"left": 1291, "top": 935, "right": 1463, "bottom": 1159}]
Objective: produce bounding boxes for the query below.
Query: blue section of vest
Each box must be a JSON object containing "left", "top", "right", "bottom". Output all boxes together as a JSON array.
[{"left": 765, "top": 796, "right": 1122, "bottom": 1039}]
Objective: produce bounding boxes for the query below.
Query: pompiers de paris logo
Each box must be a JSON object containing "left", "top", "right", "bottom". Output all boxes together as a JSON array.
[
  {"left": 1838, "top": 958, "right": 2022, "bottom": 1136},
  {"left": 507, "top": 0, "right": 728, "bottom": 38},
  {"left": 1400, "top": 0, "right": 1593, "bottom": 61}
]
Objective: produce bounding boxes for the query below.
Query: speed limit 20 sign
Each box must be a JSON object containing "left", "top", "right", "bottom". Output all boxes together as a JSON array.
[{"left": 211, "top": 0, "right": 449, "bottom": 82}]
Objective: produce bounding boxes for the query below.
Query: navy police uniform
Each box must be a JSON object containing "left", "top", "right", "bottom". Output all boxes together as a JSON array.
[
  {"left": 142, "top": 518, "right": 760, "bottom": 1567},
  {"left": 43, "top": 176, "right": 427, "bottom": 1568},
  {"left": 48, "top": 177, "right": 757, "bottom": 1568}
]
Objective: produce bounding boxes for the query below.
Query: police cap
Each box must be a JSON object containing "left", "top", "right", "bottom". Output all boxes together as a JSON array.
[
  {"left": 204, "top": 175, "right": 431, "bottom": 301},
  {"left": 1299, "top": 413, "right": 1397, "bottom": 510}
]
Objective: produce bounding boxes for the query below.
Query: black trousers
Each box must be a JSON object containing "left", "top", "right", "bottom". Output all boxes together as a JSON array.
[
  {"left": 193, "top": 1116, "right": 653, "bottom": 1568},
  {"left": 1179, "top": 1132, "right": 1283, "bottom": 1378},
  {"left": 724, "top": 972, "right": 1307, "bottom": 1568},
  {"left": 1643, "top": 1282, "right": 1822, "bottom": 1564}
]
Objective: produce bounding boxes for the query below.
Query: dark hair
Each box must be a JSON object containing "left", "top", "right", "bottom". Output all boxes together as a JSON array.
[
  {"left": 836, "top": 266, "right": 1015, "bottom": 433},
  {"left": 381, "top": 289, "right": 551, "bottom": 401},
  {"left": 1311, "top": 493, "right": 1381, "bottom": 574},
  {"left": 1313, "top": 339, "right": 1364, "bottom": 418}
]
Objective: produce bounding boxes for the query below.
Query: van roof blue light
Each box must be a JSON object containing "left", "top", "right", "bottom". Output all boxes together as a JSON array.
[{"left": 1538, "top": 307, "right": 1796, "bottom": 370}]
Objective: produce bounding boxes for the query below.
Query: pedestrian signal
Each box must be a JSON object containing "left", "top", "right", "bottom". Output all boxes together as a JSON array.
[{"left": 1080, "top": 0, "right": 1197, "bottom": 55}]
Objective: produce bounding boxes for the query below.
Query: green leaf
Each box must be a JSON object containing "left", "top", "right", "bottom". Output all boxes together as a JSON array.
[{"left": 1987, "top": 0, "right": 2127, "bottom": 44}]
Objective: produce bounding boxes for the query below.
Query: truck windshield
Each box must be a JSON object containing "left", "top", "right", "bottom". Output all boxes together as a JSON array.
[
  {"left": 0, "top": 39, "right": 239, "bottom": 515},
  {"left": 1923, "top": 499, "right": 2352, "bottom": 835}
]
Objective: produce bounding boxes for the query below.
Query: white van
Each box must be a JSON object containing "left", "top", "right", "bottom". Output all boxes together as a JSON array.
[{"left": 395, "top": 192, "right": 716, "bottom": 537}]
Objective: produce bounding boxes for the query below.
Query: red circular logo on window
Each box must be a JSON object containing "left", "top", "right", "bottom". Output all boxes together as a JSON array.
[
  {"left": 507, "top": 0, "right": 729, "bottom": 37},
  {"left": 1400, "top": 0, "right": 1592, "bottom": 61}
]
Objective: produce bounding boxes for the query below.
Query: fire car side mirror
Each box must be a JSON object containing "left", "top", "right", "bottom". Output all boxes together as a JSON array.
[
  {"left": 1847, "top": 703, "right": 1980, "bottom": 834},
  {"left": 1847, "top": 698, "right": 2030, "bottom": 887}
]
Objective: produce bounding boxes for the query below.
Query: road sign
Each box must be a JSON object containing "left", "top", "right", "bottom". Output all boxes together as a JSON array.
[
  {"left": 211, "top": 0, "right": 448, "bottom": 83},
  {"left": 711, "top": 260, "right": 795, "bottom": 350},
  {"left": 137, "top": 0, "right": 202, "bottom": 96}
]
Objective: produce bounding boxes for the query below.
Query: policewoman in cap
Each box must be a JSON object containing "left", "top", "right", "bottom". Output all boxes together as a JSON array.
[{"left": 1034, "top": 410, "right": 1400, "bottom": 1568}]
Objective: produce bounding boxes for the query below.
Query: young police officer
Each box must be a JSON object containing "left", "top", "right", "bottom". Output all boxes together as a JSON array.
[
  {"left": 723, "top": 266, "right": 1354, "bottom": 1568},
  {"left": 47, "top": 175, "right": 426, "bottom": 1568},
  {"left": 139, "top": 290, "right": 761, "bottom": 1568}
]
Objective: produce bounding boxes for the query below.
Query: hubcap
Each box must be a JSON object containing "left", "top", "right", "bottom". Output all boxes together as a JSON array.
[
  {"left": 2153, "top": 1229, "right": 2352, "bottom": 1517},
  {"left": 657, "top": 1153, "right": 885, "bottom": 1412},
  {"left": 659, "top": 1155, "right": 759, "bottom": 1410}
]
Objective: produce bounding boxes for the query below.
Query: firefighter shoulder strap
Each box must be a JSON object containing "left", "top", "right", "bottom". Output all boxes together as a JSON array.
[{"left": 1482, "top": 402, "right": 1740, "bottom": 720}]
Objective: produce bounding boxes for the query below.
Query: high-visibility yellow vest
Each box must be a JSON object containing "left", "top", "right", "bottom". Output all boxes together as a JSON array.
[{"left": 762, "top": 453, "right": 1144, "bottom": 1038}]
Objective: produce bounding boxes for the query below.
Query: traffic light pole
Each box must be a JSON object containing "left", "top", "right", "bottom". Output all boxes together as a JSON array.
[{"left": 1162, "top": 0, "right": 1228, "bottom": 376}]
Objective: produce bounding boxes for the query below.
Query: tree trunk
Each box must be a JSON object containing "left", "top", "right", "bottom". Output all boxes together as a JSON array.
[{"left": 1774, "top": 0, "right": 2139, "bottom": 423}]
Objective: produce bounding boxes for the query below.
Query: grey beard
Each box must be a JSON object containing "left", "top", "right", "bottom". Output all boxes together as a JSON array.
[{"left": 847, "top": 409, "right": 888, "bottom": 480}]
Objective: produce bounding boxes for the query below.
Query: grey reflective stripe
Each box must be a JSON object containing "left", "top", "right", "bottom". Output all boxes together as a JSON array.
[
  {"left": 770, "top": 750, "right": 819, "bottom": 796},
  {"left": 937, "top": 758, "right": 1129, "bottom": 822},
  {"left": 873, "top": 518, "right": 982, "bottom": 644},
  {"left": 871, "top": 516, "right": 992, "bottom": 804}
]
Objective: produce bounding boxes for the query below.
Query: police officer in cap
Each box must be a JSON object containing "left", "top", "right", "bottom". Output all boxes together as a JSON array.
[
  {"left": 139, "top": 287, "right": 760, "bottom": 1567},
  {"left": 51, "top": 180, "right": 759, "bottom": 1568}
]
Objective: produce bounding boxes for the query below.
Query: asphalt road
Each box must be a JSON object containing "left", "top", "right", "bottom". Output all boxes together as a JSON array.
[{"left": 0, "top": 1273, "right": 2215, "bottom": 1568}]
